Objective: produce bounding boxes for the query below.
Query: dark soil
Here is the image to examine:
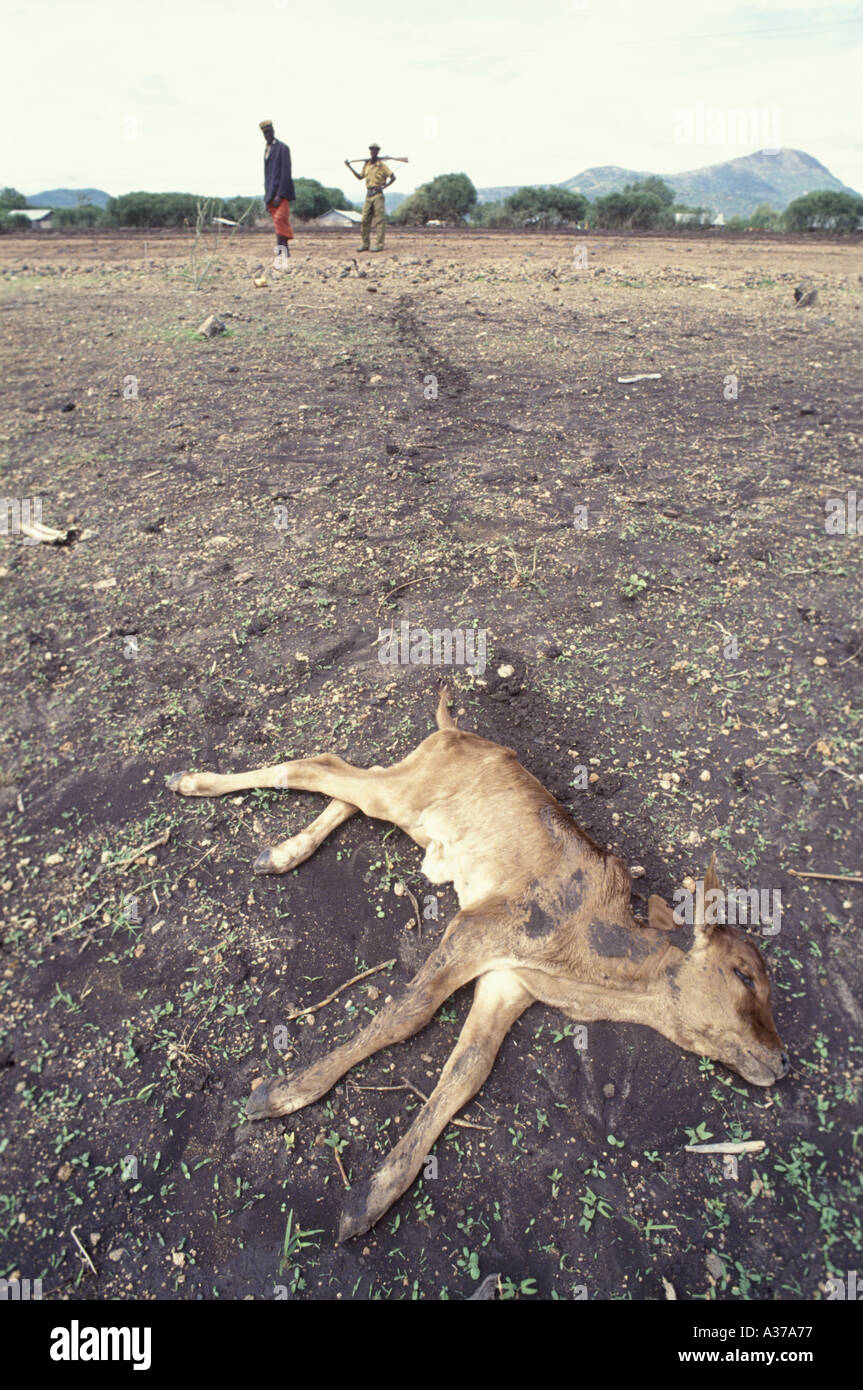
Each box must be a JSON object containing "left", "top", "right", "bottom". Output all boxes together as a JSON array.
[{"left": 1, "top": 227, "right": 861, "bottom": 1301}]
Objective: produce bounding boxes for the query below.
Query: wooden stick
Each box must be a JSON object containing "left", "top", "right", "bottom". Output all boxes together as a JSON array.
[
  {"left": 349, "top": 1081, "right": 492, "bottom": 1132},
  {"left": 332, "top": 1146, "right": 351, "bottom": 1189},
  {"left": 284, "top": 958, "right": 396, "bottom": 1021},
  {"left": 69, "top": 1225, "right": 98, "bottom": 1275},
  {"left": 685, "top": 1141, "right": 765, "bottom": 1155},
  {"left": 114, "top": 828, "right": 171, "bottom": 874},
  {"left": 376, "top": 576, "right": 425, "bottom": 614},
  {"left": 401, "top": 1080, "right": 493, "bottom": 1132},
  {"left": 405, "top": 885, "right": 422, "bottom": 938},
  {"left": 787, "top": 868, "right": 863, "bottom": 884}
]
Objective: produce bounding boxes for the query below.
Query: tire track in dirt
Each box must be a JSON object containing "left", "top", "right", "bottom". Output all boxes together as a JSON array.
[{"left": 389, "top": 293, "right": 472, "bottom": 401}]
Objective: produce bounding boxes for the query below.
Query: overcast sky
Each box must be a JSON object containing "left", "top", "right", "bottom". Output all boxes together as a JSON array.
[{"left": 3, "top": 0, "right": 861, "bottom": 200}]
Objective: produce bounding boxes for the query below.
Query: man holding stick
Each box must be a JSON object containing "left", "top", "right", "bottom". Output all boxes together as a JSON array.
[
  {"left": 345, "top": 144, "right": 395, "bottom": 252},
  {"left": 260, "top": 119, "right": 295, "bottom": 268}
]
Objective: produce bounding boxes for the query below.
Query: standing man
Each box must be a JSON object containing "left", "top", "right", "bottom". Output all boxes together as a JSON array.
[
  {"left": 345, "top": 144, "right": 395, "bottom": 252},
  {"left": 260, "top": 119, "right": 295, "bottom": 268}
]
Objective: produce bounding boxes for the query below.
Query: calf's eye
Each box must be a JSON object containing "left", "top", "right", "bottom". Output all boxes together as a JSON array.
[{"left": 734, "top": 967, "right": 754, "bottom": 990}]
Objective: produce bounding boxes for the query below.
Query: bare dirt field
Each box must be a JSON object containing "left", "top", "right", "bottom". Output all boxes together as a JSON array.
[{"left": 1, "top": 226, "right": 862, "bottom": 1301}]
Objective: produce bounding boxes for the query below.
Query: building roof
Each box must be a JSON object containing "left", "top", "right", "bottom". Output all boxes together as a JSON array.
[
  {"left": 10, "top": 208, "right": 53, "bottom": 221},
  {"left": 316, "top": 207, "right": 362, "bottom": 224}
]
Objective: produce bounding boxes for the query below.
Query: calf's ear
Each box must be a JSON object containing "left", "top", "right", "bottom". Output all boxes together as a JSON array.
[
  {"left": 694, "top": 851, "right": 724, "bottom": 944},
  {"left": 648, "top": 895, "right": 678, "bottom": 931}
]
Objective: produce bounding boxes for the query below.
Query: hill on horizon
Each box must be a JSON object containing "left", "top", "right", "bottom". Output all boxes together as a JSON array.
[
  {"left": 477, "top": 149, "right": 860, "bottom": 219},
  {"left": 558, "top": 148, "right": 860, "bottom": 218},
  {"left": 27, "top": 188, "right": 112, "bottom": 208}
]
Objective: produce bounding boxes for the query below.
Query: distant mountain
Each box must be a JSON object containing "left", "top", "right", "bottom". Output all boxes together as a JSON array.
[
  {"left": 558, "top": 149, "right": 860, "bottom": 219},
  {"left": 548, "top": 166, "right": 653, "bottom": 202},
  {"left": 28, "top": 188, "right": 111, "bottom": 208}
]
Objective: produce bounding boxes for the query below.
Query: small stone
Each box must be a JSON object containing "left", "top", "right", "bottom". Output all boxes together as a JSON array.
[
  {"left": 45, "top": 852, "right": 64, "bottom": 865},
  {"left": 699, "top": 770, "right": 711, "bottom": 782},
  {"left": 497, "top": 664, "right": 515, "bottom": 678},
  {"left": 196, "top": 314, "right": 226, "bottom": 338}
]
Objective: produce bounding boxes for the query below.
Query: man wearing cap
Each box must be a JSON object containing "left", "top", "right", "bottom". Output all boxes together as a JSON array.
[
  {"left": 260, "top": 119, "right": 295, "bottom": 267},
  {"left": 345, "top": 145, "right": 395, "bottom": 252}
]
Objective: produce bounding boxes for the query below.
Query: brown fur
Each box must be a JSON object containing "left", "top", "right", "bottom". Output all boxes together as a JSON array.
[{"left": 168, "top": 687, "right": 787, "bottom": 1240}]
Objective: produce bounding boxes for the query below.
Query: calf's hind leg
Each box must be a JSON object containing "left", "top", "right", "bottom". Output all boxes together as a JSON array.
[
  {"left": 169, "top": 752, "right": 430, "bottom": 840},
  {"left": 168, "top": 756, "right": 389, "bottom": 871}
]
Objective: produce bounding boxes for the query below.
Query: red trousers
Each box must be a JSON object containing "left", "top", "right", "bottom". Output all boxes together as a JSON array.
[{"left": 267, "top": 199, "right": 294, "bottom": 238}]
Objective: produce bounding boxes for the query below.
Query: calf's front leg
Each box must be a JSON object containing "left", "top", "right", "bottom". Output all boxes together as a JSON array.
[
  {"left": 245, "top": 910, "right": 518, "bottom": 1121},
  {"left": 338, "top": 968, "right": 533, "bottom": 1241}
]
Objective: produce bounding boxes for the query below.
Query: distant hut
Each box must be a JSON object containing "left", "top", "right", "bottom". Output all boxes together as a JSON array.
[
  {"left": 10, "top": 208, "right": 53, "bottom": 230},
  {"left": 315, "top": 208, "right": 362, "bottom": 228}
]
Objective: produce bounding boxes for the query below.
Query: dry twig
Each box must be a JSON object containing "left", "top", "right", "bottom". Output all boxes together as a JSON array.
[{"left": 284, "top": 959, "right": 396, "bottom": 1021}]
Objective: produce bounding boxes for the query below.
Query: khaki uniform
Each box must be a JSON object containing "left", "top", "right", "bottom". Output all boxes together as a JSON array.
[{"left": 359, "top": 160, "right": 392, "bottom": 250}]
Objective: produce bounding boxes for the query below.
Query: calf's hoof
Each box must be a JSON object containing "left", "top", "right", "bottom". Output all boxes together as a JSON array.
[
  {"left": 253, "top": 849, "right": 276, "bottom": 874},
  {"left": 245, "top": 1077, "right": 302, "bottom": 1120}
]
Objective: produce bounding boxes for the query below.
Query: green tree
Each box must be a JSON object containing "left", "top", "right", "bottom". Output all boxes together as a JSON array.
[
  {"left": 106, "top": 192, "right": 260, "bottom": 228},
  {"left": 469, "top": 200, "right": 514, "bottom": 228},
  {"left": 395, "top": 172, "right": 477, "bottom": 224},
  {"left": 323, "top": 185, "right": 352, "bottom": 212},
  {"left": 393, "top": 189, "right": 431, "bottom": 224},
  {"left": 52, "top": 205, "right": 107, "bottom": 227},
  {"left": 503, "top": 185, "right": 588, "bottom": 227},
  {"left": 291, "top": 178, "right": 332, "bottom": 219},
  {"left": 593, "top": 179, "right": 675, "bottom": 230},
  {"left": 0, "top": 187, "right": 29, "bottom": 211},
  {"left": 107, "top": 192, "right": 201, "bottom": 227},
  {"left": 783, "top": 189, "right": 863, "bottom": 233},
  {"left": 287, "top": 180, "right": 352, "bottom": 219},
  {"left": 635, "top": 176, "right": 675, "bottom": 207},
  {"left": 749, "top": 202, "right": 779, "bottom": 230},
  {"left": 219, "top": 195, "right": 263, "bottom": 224}
]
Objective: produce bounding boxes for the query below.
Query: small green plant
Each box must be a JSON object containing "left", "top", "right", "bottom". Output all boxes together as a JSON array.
[
  {"left": 456, "top": 1247, "right": 481, "bottom": 1280},
  {"left": 578, "top": 1186, "right": 613, "bottom": 1234},
  {"left": 685, "top": 1122, "right": 713, "bottom": 1145},
  {"left": 620, "top": 572, "right": 649, "bottom": 599},
  {"left": 499, "top": 1277, "right": 538, "bottom": 1299},
  {"left": 279, "top": 1210, "right": 323, "bottom": 1295}
]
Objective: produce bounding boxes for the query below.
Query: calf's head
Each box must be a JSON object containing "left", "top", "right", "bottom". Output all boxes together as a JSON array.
[{"left": 650, "top": 858, "right": 788, "bottom": 1087}]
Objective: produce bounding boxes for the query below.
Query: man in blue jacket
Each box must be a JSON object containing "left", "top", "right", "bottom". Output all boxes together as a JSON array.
[{"left": 259, "top": 119, "right": 295, "bottom": 267}]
